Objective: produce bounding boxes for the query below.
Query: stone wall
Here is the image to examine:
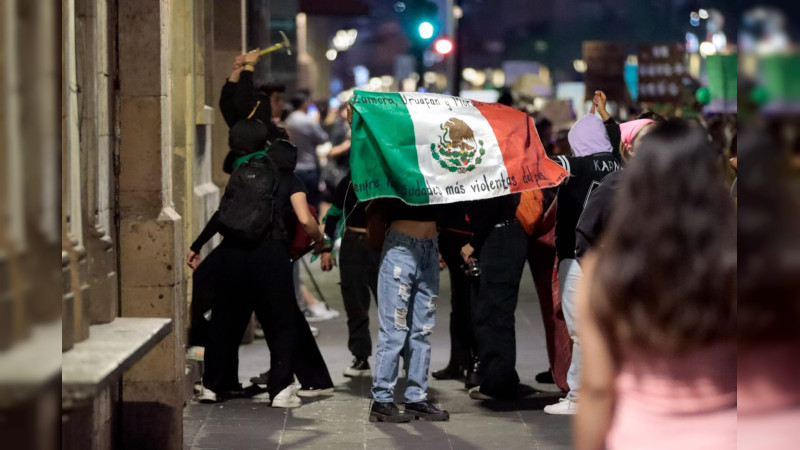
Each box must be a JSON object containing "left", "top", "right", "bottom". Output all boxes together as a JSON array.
[{"left": 57, "top": 0, "right": 238, "bottom": 449}]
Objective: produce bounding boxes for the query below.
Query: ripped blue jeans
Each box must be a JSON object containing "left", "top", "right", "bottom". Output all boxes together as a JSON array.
[{"left": 371, "top": 229, "right": 439, "bottom": 403}]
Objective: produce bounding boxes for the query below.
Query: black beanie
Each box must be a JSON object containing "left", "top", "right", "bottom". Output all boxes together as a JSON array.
[{"left": 228, "top": 119, "right": 268, "bottom": 156}]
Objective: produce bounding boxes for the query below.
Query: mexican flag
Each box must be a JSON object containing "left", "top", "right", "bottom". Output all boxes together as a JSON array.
[{"left": 349, "top": 90, "right": 568, "bottom": 205}]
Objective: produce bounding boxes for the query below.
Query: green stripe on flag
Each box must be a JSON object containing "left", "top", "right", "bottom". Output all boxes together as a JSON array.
[{"left": 349, "top": 90, "right": 429, "bottom": 204}]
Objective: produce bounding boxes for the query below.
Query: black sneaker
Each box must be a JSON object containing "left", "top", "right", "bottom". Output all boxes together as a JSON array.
[
  {"left": 369, "top": 401, "right": 412, "bottom": 423},
  {"left": 535, "top": 369, "right": 555, "bottom": 384},
  {"left": 250, "top": 370, "right": 270, "bottom": 385},
  {"left": 465, "top": 357, "right": 483, "bottom": 389},
  {"left": 343, "top": 358, "right": 372, "bottom": 377},
  {"left": 431, "top": 364, "right": 466, "bottom": 380},
  {"left": 404, "top": 401, "right": 450, "bottom": 421}
]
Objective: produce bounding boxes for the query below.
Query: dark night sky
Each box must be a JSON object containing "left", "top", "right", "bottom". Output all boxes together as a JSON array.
[{"left": 332, "top": 0, "right": 738, "bottom": 85}]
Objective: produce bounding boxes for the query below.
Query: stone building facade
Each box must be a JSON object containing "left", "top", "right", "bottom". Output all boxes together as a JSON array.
[{"left": 57, "top": 0, "right": 253, "bottom": 448}]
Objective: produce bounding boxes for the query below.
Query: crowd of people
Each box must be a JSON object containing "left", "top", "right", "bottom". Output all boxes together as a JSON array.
[{"left": 184, "top": 46, "right": 748, "bottom": 446}]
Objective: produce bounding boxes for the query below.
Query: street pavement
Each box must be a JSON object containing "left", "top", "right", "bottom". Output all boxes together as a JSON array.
[{"left": 184, "top": 256, "right": 573, "bottom": 450}]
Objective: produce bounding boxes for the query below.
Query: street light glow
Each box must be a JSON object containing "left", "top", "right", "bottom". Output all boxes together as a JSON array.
[
  {"left": 573, "top": 59, "right": 587, "bottom": 73},
  {"left": 325, "top": 49, "right": 338, "bottom": 61},
  {"left": 699, "top": 41, "right": 717, "bottom": 57},
  {"left": 418, "top": 21, "right": 434, "bottom": 40}
]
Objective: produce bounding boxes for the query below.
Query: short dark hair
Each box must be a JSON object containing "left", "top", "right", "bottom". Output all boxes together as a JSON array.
[
  {"left": 636, "top": 111, "right": 664, "bottom": 122},
  {"left": 590, "top": 119, "right": 736, "bottom": 357},
  {"left": 290, "top": 92, "right": 309, "bottom": 111},
  {"left": 738, "top": 125, "right": 800, "bottom": 346},
  {"left": 259, "top": 81, "right": 286, "bottom": 97}
]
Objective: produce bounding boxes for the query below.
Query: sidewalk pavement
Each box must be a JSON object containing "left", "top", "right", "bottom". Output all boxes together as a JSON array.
[{"left": 184, "top": 257, "right": 573, "bottom": 450}]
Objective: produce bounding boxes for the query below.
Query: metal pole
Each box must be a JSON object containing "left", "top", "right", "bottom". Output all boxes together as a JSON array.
[{"left": 452, "top": 0, "right": 463, "bottom": 97}]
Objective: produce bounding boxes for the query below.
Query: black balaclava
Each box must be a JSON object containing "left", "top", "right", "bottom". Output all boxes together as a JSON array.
[{"left": 267, "top": 139, "right": 298, "bottom": 172}]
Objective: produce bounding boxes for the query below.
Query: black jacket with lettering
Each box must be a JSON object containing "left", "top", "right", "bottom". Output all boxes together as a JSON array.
[
  {"left": 575, "top": 169, "right": 624, "bottom": 260},
  {"left": 551, "top": 152, "right": 621, "bottom": 260}
]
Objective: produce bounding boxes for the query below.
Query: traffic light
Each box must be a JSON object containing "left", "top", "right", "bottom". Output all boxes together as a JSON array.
[
  {"left": 399, "top": 0, "right": 439, "bottom": 46},
  {"left": 418, "top": 21, "right": 435, "bottom": 40},
  {"left": 434, "top": 38, "right": 453, "bottom": 55}
]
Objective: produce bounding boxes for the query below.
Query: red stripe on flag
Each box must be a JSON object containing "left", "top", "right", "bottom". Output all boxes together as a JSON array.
[{"left": 472, "top": 101, "right": 568, "bottom": 192}]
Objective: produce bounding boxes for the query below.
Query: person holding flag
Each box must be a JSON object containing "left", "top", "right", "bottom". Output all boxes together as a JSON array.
[{"left": 347, "top": 90, "right": 568, "bottom": 422}]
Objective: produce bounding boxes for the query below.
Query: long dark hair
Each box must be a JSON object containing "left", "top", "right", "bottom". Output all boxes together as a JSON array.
[
  {"left": 738, "top": 125, "right": 800, "bottom": 347},
  {"left": 590, "top": 119, "right": 736, "bottom": 358}
]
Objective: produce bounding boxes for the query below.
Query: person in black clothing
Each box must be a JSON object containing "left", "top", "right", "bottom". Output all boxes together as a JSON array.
[
  {"left": 431, "top": 203, "right": 474, "bottom": 381},
  {"left": 218, "top": 50, "right": 288, "bottom": 174},
  {"left": 187, "top": 121, "right": 333, "bottom": 407},
  {"left": 575, "top": 170, "right": 623, "bottom": 261},
  {"left": 543, "top": 106, "right": 621, "bottom": 415},
  {"left": 459, "top": 194, "right": 528, "bottom": 400},
  {"left": 319, "top": 172, "right": 380, "bottom": 377},
  {"left": 575, "top": 91, "right": 661, "bottom": 261}
]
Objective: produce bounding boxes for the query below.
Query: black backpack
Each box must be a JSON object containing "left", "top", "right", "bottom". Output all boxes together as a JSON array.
[{"left": 217, "top": 150, "right": 281, "bottom": 241}]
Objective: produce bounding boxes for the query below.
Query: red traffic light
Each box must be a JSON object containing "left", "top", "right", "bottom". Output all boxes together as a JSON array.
[{"left": 434, "top": 38, "right": 453, "bottom": 55}]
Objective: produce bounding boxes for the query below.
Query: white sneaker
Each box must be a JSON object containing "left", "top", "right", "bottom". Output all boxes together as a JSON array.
[
  {"left": 271, "top": 384, "right": 302, "bottom": 408},
  {"left": 306, "top": 302, "right": 340, "bottom": 322},
  {"left": 543, "top": 397, "right": 577, "bottom": 415},
  {"left": 198, "top": 386, "right": 217, "bottom": 403},
  {"left": 309, "top": 325, "right": 320, "bottom": 337},
  {"left": 398, "top": 368, "right": 407, "bottom": 378},
  {"left": 296, "top": 386, "right": 335, "bottom": 397},
  {"left": 186, "top": 346, "right": 205, "bottom": 361},
  {"left": 252, "top": 391, "right": 271, "bottom": 403}
]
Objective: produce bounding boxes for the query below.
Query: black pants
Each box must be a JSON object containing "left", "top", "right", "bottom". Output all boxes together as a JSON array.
[
  {"left": 339, "top": 229, "right": 380, "bottom": 359},
  {"left": 189, "top": 253, "right": 219, "bottom": 348},
  {"left": 438, "top": 229, "right": 474, "bottom": 369},
  {"left": 203, "top": 240, "right": 332, "bottom": 399},
  {"left": 471, "top": 223, "right": 527, "bottom": 399}
]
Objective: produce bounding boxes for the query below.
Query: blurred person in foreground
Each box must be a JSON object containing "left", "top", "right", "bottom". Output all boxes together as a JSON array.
[
  {"left": 575, "top": 120, "right": 736, "bottom": 449},
  {"left": 737, "top": 126, "right": 800, "bottom": 450}
]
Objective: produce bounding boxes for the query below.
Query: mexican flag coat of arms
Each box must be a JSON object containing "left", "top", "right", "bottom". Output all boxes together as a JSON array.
[{"left": 349, "top": 90, "right": 568, "bottom": 205}]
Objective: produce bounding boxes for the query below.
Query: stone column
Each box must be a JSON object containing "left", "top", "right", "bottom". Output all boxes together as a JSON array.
[
  {"left": 76, "top": 0, "right": 119, "bottom": 325},
  {"left": 117, "top": 1, "right": 185, "bottom": 448},
  {"left": 20, "top": 0, "right": 62, "bottom": 325},
  {"left": 305, "top": 15, "right": 333, "bottom": 99},
  {"left": 64, "top": 0, "right": 91, "bottom": 345}
]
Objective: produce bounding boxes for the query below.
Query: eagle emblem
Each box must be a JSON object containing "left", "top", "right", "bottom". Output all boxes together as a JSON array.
[{"left": 430, "top": 118, "right": 486, "bottom": 173}]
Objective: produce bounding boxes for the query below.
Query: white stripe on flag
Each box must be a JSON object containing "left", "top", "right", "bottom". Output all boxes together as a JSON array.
[{"left": 400, "top": 93, "right": 509, "bottom": 204}]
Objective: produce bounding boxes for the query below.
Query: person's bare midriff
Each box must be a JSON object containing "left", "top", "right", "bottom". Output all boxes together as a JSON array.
[{"left": 389, "top": 220, "right": 437, "bottom": 239}]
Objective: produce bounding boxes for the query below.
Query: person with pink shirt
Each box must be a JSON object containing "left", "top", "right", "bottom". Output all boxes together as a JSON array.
[{"left": 574, "top": 120, "right": 736, "bottom": 449}]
